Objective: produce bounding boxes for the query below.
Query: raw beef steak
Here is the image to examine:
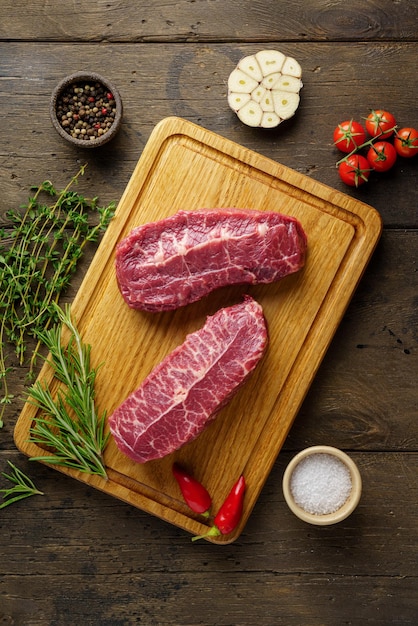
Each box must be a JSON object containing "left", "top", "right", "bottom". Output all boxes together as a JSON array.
[
  {"left": 115, "top": 208, "right": 307, "bottom": 312},
  {"left": 108, "top": 296, "right": 268, "bottom": 463}
]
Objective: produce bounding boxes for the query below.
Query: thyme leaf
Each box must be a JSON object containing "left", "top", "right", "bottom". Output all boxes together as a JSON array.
[
  {"left": 27, "top": 304, "right": 109, "bottom": 480},
  {"left": 0, "top": 461, "right": 43, "bottom": 509},
  {"left": 0, "top": 165, "right": 115, "bottom": 427}
]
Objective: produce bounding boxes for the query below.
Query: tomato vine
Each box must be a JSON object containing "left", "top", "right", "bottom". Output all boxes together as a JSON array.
[{"left": 333, "top": 109, "right": 418, "bottom": 188}]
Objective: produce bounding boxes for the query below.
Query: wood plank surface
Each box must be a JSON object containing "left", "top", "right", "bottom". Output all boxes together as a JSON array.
[
  {"left": 1, "top": 1, "right": 417, "bottom": 42},
  {"left": 13, "top": 116, "right": 382, "bottom": 543},
  {"left": 3, "top": 229, "right": 417, "bottom": 454},
  {"left": 1, "top": 0, "right": 417, "bottom": 622},
  {"left": 1, "top": 449, "right": 417, "bottom": 625},
  {"left": 1, "top": 42, "right": 418, "bottom": 227}
]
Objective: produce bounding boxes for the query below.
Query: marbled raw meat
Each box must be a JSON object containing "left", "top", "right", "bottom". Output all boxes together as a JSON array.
[
  {"left": 108, "top": 296, "right": 268, "bottom": 463},
  {"left": 115, "top": 208, "right": 307, "bottom": 312}
]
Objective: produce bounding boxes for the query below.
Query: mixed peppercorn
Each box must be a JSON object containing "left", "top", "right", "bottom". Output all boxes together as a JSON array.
[{"left": 55, "top": 81, "right": 117, "bottom": 141}]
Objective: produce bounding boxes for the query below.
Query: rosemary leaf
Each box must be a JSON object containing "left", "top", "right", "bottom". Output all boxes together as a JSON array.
[
  {"left": 0, "top": 461, "right": 43, "bottom": 509},
  {"left": 0, "top": 165, "right": 115, "bottom": 427},
  {"left": 27, "top": 304, "right": 109, "bottom": 479}
]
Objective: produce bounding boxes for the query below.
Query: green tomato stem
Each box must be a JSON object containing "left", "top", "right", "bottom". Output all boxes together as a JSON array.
[{"left": 335, "top": 125, "right": 397, "bottom": 167}]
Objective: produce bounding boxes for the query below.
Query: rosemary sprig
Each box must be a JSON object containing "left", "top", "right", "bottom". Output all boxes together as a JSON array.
[
  {"left": 27, "top": 304, "right": 109, "bottom": 480},
  {"left": 0, "top": 461, "right": 43, "bottom": 509},
  {"left": 0, "top": 165, "right": 115, "bottom": 427}
]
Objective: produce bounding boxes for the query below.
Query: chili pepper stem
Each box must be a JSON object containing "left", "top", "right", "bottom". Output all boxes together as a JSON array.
[
  {"left": 191, "top": 525, "right": 221, "bottom": 542},
  {"left": 191, "top": 475, "right": 246, "bottom": 541}
]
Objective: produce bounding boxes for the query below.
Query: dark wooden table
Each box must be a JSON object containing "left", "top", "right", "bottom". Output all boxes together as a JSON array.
[{"left": 1, "top": 2, "right": 417, "bottom": 624}]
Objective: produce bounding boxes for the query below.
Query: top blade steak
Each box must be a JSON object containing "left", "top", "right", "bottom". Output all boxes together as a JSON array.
[
  {"left": 115, "top": 208, "right": 307, "bottom": 311},
  {"left": 108, "top": 296, "right": 268, "bottom": 463}
]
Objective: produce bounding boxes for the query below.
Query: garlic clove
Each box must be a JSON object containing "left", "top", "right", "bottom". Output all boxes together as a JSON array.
[
  {"left": 261, "top": 112, "right": 281, "bottom": 128},
  {"left": 270, "top": 74, "right": 303, "bottom": 93},
  {"left": 237, "top": 100, "right": 263, "bottom": 127},
  {"left": 261, "top": 72, "right": 282, "bottom": 90},
  {"left": 281, "top": 56, "right": 302, "bottom": 78},
  {"left": 251, "top": 86, "right": 267, "bottom": 104},
  {"left": 227, "top": 69, "right": 259, "bottom": 94},
  {"left": 272, "top": 91, "right": 300, "bottom": 119},
  {"left": 260, "top": 90, "right": 275, "bottom": 112},
  {"left": 237, "top": 55, "right": 263, "bottom": 82},
  {"left": 228, "top": 92, "right": 252, "bottom": 112},
  {"left": 228, "top": 50, "right": 302, "bottom": 128},
  {"left": 255, "top": 50, "right": 286, "bottom": 76}
]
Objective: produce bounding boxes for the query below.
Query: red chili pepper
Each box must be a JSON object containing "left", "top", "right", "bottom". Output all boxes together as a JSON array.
[
  {"left": 214, "top": 475, "right": 246, "bottom": 534},
  {"left": 172, "top": 463, "right": 212, "bottom": 517},
  {"left": 192, "top": 475, "right": 246, "bottom": 541}
]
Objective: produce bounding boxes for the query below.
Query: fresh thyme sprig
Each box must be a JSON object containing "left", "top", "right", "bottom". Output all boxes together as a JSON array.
[
  {"left": 0, "top": 461, "right": 43, "bottom": 509},
  {"left": 27, "top": 304, "right": 109, "bottom": 480},
  {"left": 0, "top": 165, "right": 115, "bottom": 427}
]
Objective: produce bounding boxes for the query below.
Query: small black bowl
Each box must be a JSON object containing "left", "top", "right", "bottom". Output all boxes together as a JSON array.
[{"left": 50, "top": 71, "right": 123, "bottom": 148}]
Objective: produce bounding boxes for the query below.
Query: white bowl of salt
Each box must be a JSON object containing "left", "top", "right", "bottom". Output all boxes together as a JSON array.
[{"left": 282, "top": 446, "right": 362, "bottom": 525}]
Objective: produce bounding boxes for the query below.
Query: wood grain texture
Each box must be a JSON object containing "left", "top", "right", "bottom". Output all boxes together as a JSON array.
[
  {"left": 1, "top": 450, "right": 417, "bottom": 624},
  {"left": 1, "top": 42, "right": 418, "bottom": 228},
  {"left": 289, "top": 229, "right": 418, "bottom": 452},
  {"left": 3, "top": 229, "right": 416, "bottom": 454},
  {"left": 13, "top": 117, "right": 382, "bottom": 543},
  {"left": 2, "top": 231, "right": 417, "bottom": 455},
  {"left": 1, "top": 1, "right": 417, "bottom": 42}
]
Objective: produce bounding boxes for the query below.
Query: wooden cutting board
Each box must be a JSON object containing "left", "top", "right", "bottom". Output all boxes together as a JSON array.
[{"left": 14, "top": 116, "right": 382, "bottom": 543}]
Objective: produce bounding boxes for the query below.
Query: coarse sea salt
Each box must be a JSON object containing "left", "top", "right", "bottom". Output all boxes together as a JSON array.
[{"left": 290, "top": 453, "right": 352, "bottom": 515}]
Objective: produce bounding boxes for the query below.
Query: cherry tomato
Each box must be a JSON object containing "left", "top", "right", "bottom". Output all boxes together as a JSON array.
[
  {"left": 394, "top": 127, "right": 418, "bottom": 158},
  {"left": 365, "top": 109, "right": 396, "bottom": 139},
  {"left": 333, "top": 120, "right": 367, "bottom": 153},
  {"left": 367, "top": 141, "right": 397, "bottom": 172},
  {"left": 338, "top": 154, "right": 371, "bottom": 187}
]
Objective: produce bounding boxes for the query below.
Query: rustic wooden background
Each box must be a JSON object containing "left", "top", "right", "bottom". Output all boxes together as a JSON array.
[{"left": 1, "top": 1, "right": 417, "bottom": 624}]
